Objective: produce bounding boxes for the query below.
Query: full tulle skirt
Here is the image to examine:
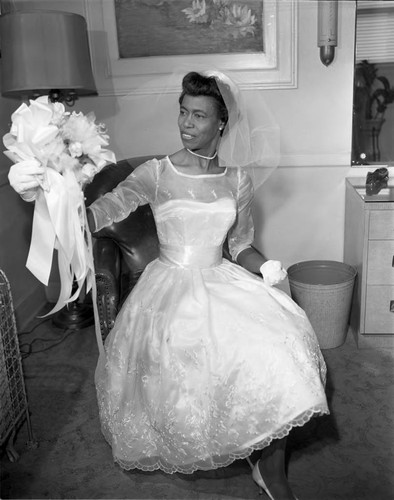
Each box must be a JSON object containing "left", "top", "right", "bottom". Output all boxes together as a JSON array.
[{"left": 95, "top": 258, "right": 328, "bottom": 474}]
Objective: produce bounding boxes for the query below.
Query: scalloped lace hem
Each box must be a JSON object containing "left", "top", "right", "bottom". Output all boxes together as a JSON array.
[{"left": 105, "top": 404, "right": 329, "bottom": 475}]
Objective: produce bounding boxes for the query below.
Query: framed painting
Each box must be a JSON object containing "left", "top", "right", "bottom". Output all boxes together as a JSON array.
[{"left": 84, "top": 0, "right": 298, "bottom": 95}]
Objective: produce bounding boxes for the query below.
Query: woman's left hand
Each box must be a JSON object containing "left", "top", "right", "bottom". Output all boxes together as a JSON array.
[{"left": 260, "top": 260, "right": 288, "bottom": 286}]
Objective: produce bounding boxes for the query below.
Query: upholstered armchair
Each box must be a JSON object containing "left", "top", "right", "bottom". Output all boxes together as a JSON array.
[
  {"left": 84, "top": 155, "right": 234, "bottom": 341},
  {"left": 84, "top": 156, "right": 161, "bottom": 341}
]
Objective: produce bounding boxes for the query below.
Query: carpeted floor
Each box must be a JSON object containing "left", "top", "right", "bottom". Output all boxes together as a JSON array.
[{"left": 1, "top": 311, "right": 393, "bottom": 500}]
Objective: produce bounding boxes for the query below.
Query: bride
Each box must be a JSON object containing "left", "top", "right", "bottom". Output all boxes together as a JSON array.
[{"left": 8, "top": 70, "right": 329, "bottom": 500}]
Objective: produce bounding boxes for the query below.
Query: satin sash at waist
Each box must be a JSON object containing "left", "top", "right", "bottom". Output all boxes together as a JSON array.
[{"left": 159, "top": 244, "right": 222, "bottom": 269}]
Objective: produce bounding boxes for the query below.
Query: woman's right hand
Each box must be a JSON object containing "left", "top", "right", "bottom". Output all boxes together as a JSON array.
[{"left": 8, "top": 159, "right": 45, "bottom": 201}]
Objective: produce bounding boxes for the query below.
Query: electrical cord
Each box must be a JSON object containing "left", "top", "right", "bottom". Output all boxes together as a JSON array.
[
  {"left": 18, "top": 318, "right": 75, "bottom": 359},
  {"left": 18, "top": 317, "right": 53, "bottom": 337}
]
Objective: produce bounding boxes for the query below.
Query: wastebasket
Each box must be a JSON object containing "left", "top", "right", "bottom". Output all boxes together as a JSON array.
[{"left": 287, "top": 260, "right": 357, "bottom": 349}]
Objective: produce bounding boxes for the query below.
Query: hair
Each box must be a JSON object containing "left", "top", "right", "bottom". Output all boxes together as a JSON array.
[{"left": 179, "top": 72, "right": 228, "bottom": 126}]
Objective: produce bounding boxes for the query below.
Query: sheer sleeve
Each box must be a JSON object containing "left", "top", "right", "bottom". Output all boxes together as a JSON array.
[
  {"left": 88, "top": 159, "right": 159, "bottom": 232},
  {"left": 227, "top": 169, "right": 255, "bottom": 262}
]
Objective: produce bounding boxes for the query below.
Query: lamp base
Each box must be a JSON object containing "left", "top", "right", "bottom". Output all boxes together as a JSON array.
[{"left": 52, "top": 301, "right": 94, "bottom": 330}]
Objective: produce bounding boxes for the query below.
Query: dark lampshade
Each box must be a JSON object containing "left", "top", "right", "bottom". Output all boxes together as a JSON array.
[{"left": 0, "top": 10, "right": 97, "bottom": 102}]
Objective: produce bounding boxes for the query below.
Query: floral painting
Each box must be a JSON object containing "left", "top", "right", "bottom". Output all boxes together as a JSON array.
[{"left": 114, "top": 0, "right": 264, "bottom": 58}]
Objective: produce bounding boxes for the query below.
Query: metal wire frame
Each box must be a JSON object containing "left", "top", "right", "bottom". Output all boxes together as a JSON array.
[{"left": 0, "top": 269, "right": 36, "bottom": 461}]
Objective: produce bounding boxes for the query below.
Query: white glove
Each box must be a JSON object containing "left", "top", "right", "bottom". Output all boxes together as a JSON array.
[
  {"left": 8, "top": 159, "right": 45, "bottom": 202},
  {"left": 260, "top": 260, "right": 288, "bottom": 286}
]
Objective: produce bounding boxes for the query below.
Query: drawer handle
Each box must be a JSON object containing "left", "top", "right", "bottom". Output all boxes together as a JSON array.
[
  {"left": 391, "top": 301, "right": 394, "bottom": 313},
  {"left": 392, "top": 256, "right": 394, "bottom": 267}
]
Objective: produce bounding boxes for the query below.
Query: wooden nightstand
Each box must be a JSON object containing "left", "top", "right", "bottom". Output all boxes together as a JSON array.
[{"left": 344, "top": 177, "right": 394, "bottom": 348}]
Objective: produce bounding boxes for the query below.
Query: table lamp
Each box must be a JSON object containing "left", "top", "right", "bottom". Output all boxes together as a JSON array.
[{"left": 0, "top": 10, "right": 97, "bottom": 105}]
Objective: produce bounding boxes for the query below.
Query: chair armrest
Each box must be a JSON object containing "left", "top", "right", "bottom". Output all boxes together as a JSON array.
[{"left": 93, "top": 238, "right": 121, "bottom": 342}]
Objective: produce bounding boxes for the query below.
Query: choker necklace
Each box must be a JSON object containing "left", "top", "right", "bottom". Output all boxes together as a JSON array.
[{"left": 186, "top": 149, "right": 217, "bottom": 160}]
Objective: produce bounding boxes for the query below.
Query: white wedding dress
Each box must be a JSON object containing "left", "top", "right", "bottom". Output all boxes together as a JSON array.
[{"left": 90, "top": 156, "right": 329, "bottom": 474}]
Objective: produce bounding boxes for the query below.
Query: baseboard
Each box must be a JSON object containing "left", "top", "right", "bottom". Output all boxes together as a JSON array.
[
  {"left": 349, "top": 325, "right": 394, "bottom": 349},
  {"left": 357, "top": 334, "right": 394, "bottom": 349},
  {"left": 13, "top": 283, "right": 47, "bottom": 332}
]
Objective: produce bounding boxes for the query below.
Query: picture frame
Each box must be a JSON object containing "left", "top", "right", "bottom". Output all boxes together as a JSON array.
[{"left": 84, "top": 0, "right": 298, "bottom": 95}]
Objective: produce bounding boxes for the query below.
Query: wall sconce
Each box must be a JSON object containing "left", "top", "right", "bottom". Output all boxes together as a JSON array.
[
  {"left": 317, "top": 0, "right": 338, "bottom": 66},
  {"left": 0, "top": 10, "right": 97, "bottom": 105}
]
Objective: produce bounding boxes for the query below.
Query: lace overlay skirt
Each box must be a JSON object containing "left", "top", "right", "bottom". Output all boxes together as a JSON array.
[{"left": 95, "top": 256, "right": 329, "bottom": 474}]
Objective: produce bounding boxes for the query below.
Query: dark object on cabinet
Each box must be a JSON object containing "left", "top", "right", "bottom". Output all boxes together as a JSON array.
[{"left": 366, "top": 167, "right": 389, "bottom": 195}]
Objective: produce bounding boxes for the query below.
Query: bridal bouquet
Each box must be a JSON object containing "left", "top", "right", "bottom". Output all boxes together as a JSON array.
[{"left": 3, "top": 96, "right": 116, "bottom": 316}]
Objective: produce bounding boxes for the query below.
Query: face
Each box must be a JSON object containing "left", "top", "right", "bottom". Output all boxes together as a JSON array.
[{"left": 178, "top": 95, "right": 225, "bottom": 152}]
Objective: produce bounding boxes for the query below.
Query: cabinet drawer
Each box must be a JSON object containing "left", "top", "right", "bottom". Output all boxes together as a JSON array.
[
  {"left": 367, "top": 240, "right": 394, "bottom": 285},
  {"left": 365, "top": 286, "right": 394, "bottom": 334},
  {"left": 369, "top": 210, "right": 394, "bottom": 239}
]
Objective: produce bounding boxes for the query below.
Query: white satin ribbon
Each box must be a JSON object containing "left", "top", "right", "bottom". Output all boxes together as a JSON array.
[
  {"left": 159, "top": 244, "right": 222, "bottom": 269},
  {"left": 26, "top": 168, "right": 95, "bottom": 318}
]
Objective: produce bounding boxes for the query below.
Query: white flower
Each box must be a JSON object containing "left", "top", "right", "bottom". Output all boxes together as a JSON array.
[
  {"left": 69, "top": 141, "right": 83, "bottom": 158},
  {"left": 79, "top": 162, "right": 99, "bottom": 187},
  {"left": 50, "top": 100, "right": 67, "bottom": 126},
  {"left": 3, "top": 97, "right": 62, "bottom": 164},
  {"left": 182, "top": 0, "right": 208, "bottom": 24},
  {"left": 3, "top": 96, "right": 116, "bottom": 187},
  {"left": 225, "top": 4, "right": 256, "bottom": 37},
  {"left": 181, "top": 0, "right": 257, "bottom": 39}
]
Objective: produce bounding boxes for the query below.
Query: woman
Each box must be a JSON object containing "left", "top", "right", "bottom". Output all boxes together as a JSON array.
[{"left": 9, "top": 71, "right": 328, "bottom": 500}]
